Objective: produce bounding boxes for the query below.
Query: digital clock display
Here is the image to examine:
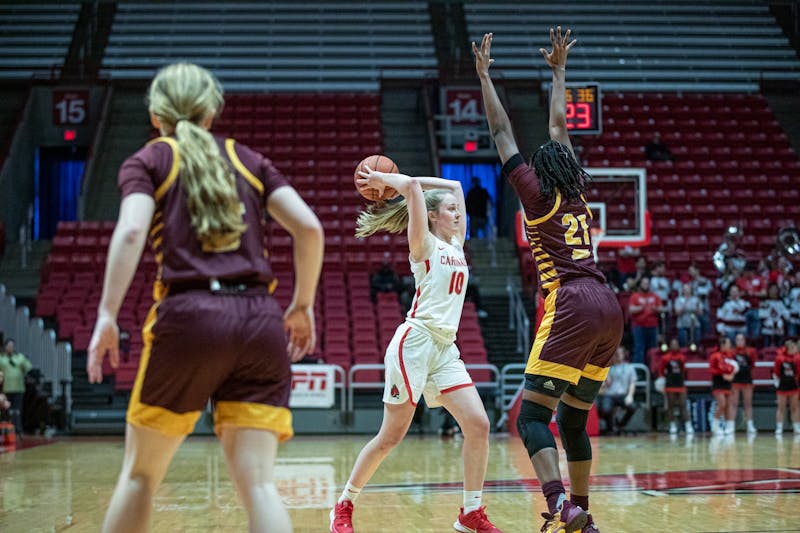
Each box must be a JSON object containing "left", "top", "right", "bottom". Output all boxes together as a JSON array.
[{"left": 562, "top": 83, "right": 602, "bottom": 135}]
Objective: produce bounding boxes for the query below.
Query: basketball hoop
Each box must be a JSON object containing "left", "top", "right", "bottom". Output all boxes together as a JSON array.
[{"left": 591, "top": 227, "right": 604, "bottom": 263}]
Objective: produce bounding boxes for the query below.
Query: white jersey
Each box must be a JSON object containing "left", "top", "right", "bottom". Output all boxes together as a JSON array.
[
  {"left": 716, "top": 297, "right": 750, "bottom": 332},
  {"left": 405, "top": 236, "right": 469, "bottom": 344}
]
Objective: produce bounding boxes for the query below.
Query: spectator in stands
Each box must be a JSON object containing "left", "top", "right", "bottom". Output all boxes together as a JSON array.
[
  {"left": 644, "top": 132, "right": 673, "bottom": 161},
  {"left": 370, "top": 261, "right": 401, "bottom": 301},
  {"left": 786, "top": 271, "right": 800, "bottom": 338},
  {"left": 716, "top": 286, "right": 750, "bottom": 342},
  {"left": 773, "top": 340, "right": 799, "bottom": 436},
  {"left": 86, "top": 63, "right": 324, "bottom": 533},
  {"left": 674, "top": 283, "right": 703, "bottom": 347},
  {"left": 629, "top": 278, "right": 665, "bottom": 365},
  {"left": 465, "top": 177, "right": 491, "bottom": 239},
  {"left": 760, "top": 283, "right": 790, "bottom": 347},
  {"left": 615, "top": 246, "right": 640, "bottom": 289},
  {"left": 649, "top": 261, "right": 671, "bottom": 303},
  {"left": 625, "top": 256, "right": 650, "bottom": 292},
  {"left": 731, "top": 333, "right": 758, "bottom": 434},
  {"left": 659, "top": 339, "right": 693, "bottom": 435},
  {"left": 715, "top": 258, "right": 742, "bottom": 299},
  {"left": 709, "top": 338, "right": 737, "bottom": 436},
  {"left": 685, "top": 263, "right": 712, "bottom": 340},
  {"left": 597, "top": 346, "right": 637, "bottom": 435},
  {"left": 0, "top": 371, "right": 10, "bottom": 422},
  {"left": 737, "top": 265, "right": 767, "bottom": 337},
  {"left": 0, "top": 339, "right": 32, "bottom": 435}
]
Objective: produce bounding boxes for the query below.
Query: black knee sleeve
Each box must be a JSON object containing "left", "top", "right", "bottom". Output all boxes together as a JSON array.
[
  {"left": 516, "top": 400, "right": 556, "bottom": 458},
  {"left": 556, "top": 402, "right": 592, "bottom": 462}
]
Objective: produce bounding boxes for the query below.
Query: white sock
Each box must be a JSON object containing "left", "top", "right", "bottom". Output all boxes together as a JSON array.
[
  {"left": 463, "top": 490, "right": 482, "bottom": 514},
  {"left": 339, "top": 482, "right": 362, "bottom": 504}
]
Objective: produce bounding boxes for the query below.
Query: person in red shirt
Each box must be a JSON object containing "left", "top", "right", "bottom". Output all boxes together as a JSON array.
[
  {"left": 709, "top": 337, "right": 737, "bottom": 435},
  {"left": 629, "top": 278, "right": 666, "bottom": 366},
  {"left": 659, "top": 339, "right": 693, "bottom": 435},
  {"left": 730, "top": 333, "right": 758, "bottom": 434},
  {"left": 773, "top": 340, "right": 799, "bottom": 436}
]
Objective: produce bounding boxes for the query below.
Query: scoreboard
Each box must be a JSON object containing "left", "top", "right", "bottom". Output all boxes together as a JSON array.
[{"left": 552, "top": 83, "right": 602, "bottom": 135}]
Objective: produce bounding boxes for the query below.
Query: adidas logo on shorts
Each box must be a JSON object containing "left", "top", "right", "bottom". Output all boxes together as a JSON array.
[{"left": 543, "top": 380, "right": 556, "bottom": 391}]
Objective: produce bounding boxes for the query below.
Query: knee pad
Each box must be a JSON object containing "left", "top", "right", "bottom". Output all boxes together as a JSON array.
[
  {"left": 516, "top": 400, "right": 556, "bottom": 458},
  {"left": 556, "top": 402, "right": 592, "bottom": 462}
]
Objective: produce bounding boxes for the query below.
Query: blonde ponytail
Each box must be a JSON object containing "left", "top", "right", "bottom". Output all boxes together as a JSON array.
[
  {"left": 148, "top": 63, "right": 246, "bottom": 251},
  {"left": 355, "top": 189, "right": 447, "bottom": 238}
]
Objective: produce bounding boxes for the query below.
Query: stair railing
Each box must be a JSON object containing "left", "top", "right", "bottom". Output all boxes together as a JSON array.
[{"left": 506, "top": 278, "right": 530, "bottom": 354}]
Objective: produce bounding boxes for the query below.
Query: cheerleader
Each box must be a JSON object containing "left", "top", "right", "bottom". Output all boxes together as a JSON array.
[
  {"left": 731, "top": 333, "right": 758, "bottom": 434},
  {"left": 773, "top": 340, "right": 799, "bottom": 436},
  {"left": 709, "top": 337, "right": 738, "bottom": 435},
  {"left": 659, "top": 339, "right": 693, "bottom": 435}
]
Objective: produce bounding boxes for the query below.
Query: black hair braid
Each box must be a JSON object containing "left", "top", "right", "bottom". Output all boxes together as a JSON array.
[{"left": 531, "top": 140, "right": 591, "bottom": 202}]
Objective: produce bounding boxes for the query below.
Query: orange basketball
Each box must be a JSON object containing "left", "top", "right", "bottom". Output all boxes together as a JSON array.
[{"left": 354, "top": 155, "right": 400, "bottom": 201}]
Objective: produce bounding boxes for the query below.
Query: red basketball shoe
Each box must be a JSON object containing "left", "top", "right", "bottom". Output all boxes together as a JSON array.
[
  {"left": 454, "top": 506, "right": 503, "bottom": 532},
  {"left": 330, "top": 500, "right": 354, "bottom": 533}
]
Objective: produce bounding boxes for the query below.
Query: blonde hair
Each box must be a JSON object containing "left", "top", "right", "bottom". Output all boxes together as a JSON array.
[
  {"left": 148, "top": 63, "right": 246, "bottom": 251},
  {"left": 355, "top": 189, "right": 447, "bottom": 238}
]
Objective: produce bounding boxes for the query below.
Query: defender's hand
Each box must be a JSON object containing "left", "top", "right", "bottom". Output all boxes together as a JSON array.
[
  {"left": 539, "top": 26, "right": 576, "bottom": 70},
  {"left": 472, "top": 33, "right": 495, "bottom": 78}
]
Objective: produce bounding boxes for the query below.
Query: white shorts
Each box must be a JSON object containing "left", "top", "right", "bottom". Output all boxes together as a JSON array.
[{"left": 382, "top": 323, "right": 473, "bottom": 408}]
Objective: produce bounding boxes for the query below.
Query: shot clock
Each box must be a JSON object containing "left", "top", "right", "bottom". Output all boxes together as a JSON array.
[{"left": 549, "top": 83, "right": 602, "bottom": 135}]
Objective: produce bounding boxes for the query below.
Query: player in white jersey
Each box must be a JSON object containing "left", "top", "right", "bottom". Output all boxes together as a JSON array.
[{"left": 330, "top": 168, "right": 503, "bottom": 533}]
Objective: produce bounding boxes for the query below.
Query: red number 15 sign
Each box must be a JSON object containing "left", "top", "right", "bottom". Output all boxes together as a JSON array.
[{"left": 53, "top": 89, "right": 89, "bottom": 126}]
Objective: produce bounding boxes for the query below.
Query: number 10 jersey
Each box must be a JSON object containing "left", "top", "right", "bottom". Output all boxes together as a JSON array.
[{"left": 405, "top": 236, "right": 469, "bottom": 344}]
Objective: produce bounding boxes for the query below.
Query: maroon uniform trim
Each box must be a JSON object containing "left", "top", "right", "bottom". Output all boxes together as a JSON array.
[{"left": 398, "top": 327, "right": 415, "bottom": 406}]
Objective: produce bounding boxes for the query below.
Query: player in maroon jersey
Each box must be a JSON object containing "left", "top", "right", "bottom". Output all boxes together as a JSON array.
[
  {"left": 86, "top": 63, "right": 324, "bottom": 533},
  {"left": 475, "top": 28, "right": 623, "bottom": 533}
]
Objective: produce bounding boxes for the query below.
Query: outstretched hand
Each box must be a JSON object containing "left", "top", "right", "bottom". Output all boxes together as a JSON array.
[
  {"left": 539, "top": 26, "right": 576, "bottom": 70},
  {"left": 472, "top": 32, "right": 494, "bottom": 78}
]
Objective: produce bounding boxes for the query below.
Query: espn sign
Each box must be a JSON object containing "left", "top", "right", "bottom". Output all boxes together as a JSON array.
[{"left": 290, "top": 365, "right": 335, "bottom": 408}]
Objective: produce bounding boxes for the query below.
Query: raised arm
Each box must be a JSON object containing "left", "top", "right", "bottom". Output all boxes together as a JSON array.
[
  {"left": 540, "top": 26, "right": 577, "bottom": 158},
  {"left": 357, "top": 168, "right": 434, "bottom": 262},
  {"left": 473, "top": 33, "right": 519, "bottom": 164},
  {"left": 412, "top": 176, "right": 466, "bottom": 244}
]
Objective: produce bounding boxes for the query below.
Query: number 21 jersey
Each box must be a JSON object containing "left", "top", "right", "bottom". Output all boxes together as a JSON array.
[{"left": 502, "top": 153, "right": 605, "bottom": 296}]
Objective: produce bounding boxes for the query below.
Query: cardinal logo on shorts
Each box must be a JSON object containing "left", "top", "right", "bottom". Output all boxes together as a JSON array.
[{"left": 390, "top": 384, "right": 400, "bottom": 398}]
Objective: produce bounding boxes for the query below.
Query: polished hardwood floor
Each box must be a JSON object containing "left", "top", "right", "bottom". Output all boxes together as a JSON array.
[{"left": 2, "top": 432, "right": 800, "bottom": 532}]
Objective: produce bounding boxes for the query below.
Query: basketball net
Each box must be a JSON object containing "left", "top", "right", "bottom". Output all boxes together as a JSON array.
[{"left": 591, "top": 227, "right": 604, "bottom": 263}]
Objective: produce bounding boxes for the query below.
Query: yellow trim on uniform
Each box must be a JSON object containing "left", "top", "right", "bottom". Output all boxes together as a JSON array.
[
  {"left": 541, "top": 279, "right": 561, "bottom": 292},
  {"left": 527, "top": 359, "right": 582, "bottom": 384},
  {"left": 268, "top": 278, "right": 278, "bottom": 294},
  {"left": 572, "top": 249, "right": 591, "bottom": 260},
  {"left": 152, "top": 236, "right": 163, "bottom": 249},
  {"left": 149, "top": 222, "right": 164, "bottom": 238},
  {"left": 526, "top": 288, "right": 557, "bottom": 373},
  {"left": 538, "top": 261, "right": 555, "bottom": 271},
  {"left": 126, "top": 297, "right": 202, "bottom": 437},
  {"left": 524, "top": 191, "right": 562, "bottom": 226},
  {"left": 225, "top": 138, "right": 264, "bottom": 195},
  {"left": 582, "top": 364, "right": 610, "bottom": 382},
  {"left": 214, "top": 401, "right": 294, "bottom": 442},
  {"left": 149, "top": 137, "right": 181, "bottom": 202},
  {"left": 539, "top": 268, "right": 558, "bottom": 280}
]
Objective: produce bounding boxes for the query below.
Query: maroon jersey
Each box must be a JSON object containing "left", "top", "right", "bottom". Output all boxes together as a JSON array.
[
  {"left": 502, "top": 153, "right": 605, "bottom": 295},
  {"left": 118, "top": 136, "right": 289, "bottom": 288}
]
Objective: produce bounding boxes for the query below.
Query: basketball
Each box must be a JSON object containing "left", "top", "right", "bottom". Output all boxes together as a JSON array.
[{"left": 354, "top": 155, "right": 400, "bottom": 201}]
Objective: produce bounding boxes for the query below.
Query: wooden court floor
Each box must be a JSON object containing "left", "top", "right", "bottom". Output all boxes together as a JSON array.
[{"left": 1, "top": 433, "right": 800, "bottom": 532}]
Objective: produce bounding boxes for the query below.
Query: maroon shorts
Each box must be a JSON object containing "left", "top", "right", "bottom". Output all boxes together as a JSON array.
[
  {"left": 127, "top": 288, "right": 292, "bottom": 440},
  {"left": 525, "top": 280, "right": 624, "bottom": 384}
]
